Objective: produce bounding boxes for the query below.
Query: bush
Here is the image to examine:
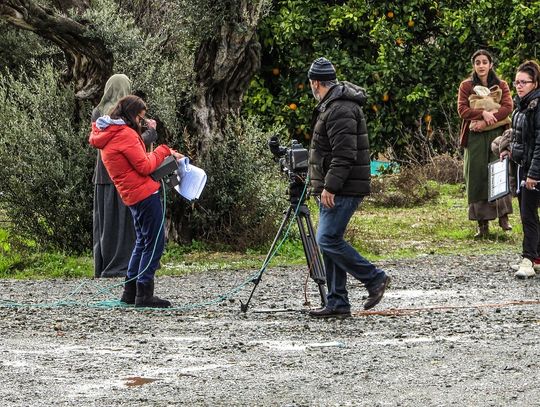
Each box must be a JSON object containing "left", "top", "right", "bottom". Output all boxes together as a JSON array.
[
  {"left": 0, "top": 64, "right": 94, "bottom": 252},
  {"left": 184, "top": 117, "right": 284, "bottom": 250},
  {"left": 369, "top": 166, "right": 439, "bottom": 207},
  {"left": 423, "top": 154, "right": 463, "bottom": 184},
  {"left": 82, "top": 0, "right": 195, "bottom": 134}
]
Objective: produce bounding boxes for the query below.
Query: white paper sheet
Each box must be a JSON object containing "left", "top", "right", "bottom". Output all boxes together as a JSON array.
[{"left": 174, "top": 157, "right": 207, "bottom": 201}]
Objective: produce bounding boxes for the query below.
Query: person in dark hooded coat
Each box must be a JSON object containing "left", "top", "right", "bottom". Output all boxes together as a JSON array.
[
  {"left": 509, "top": 60, "right": 540, "bottom": 278},
  {"left": 306, "top": 57, "right": 390, "bottom": 318}
]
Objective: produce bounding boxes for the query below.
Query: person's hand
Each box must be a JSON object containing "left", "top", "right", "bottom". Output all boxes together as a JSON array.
[
  {"left": 482, "top": 110, "right": 497, "bottom": 126},
  {"left": 170, "top": 149, "right": 184, "bottom": 160},
  {"left": 146, "top": 119, "right": 157, "bottom": 129},
  {"left": 321, "top": 189, "right": 335, "bottom": 208},
  {"left": 525, "top": 177, "right": 538, "bottom": 190},
  {"left": 500, "top": 150, "right": 510, "bottom": 160},
  {"left": 471, "top": 120, "right": 488, "bottom": 132}
]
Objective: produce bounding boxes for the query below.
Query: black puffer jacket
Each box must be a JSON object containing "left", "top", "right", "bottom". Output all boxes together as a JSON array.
[
  {"left": 510, "top": 88, "right": 540, "bottom": 179},
  {"left": 308, "top": 81, "right": 371, "bottom": 196}
]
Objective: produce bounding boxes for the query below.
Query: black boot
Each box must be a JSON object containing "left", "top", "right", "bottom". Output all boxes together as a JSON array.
[
  {"left": 474, "top": 220, "right": 489, "bottom": 239},
  {"left": 498, "top": 215, "right": 512, "bottom": 231},
  {"left": 120, "top": 277, "right": 137, "bottom": 304},
  {"left": 135, "top": 280, "right": 171, "bottom": 308}
]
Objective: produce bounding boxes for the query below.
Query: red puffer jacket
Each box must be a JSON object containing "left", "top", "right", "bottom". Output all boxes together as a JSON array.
[{"left": 89, "top": 122, "right": 171, "bottom": 206}]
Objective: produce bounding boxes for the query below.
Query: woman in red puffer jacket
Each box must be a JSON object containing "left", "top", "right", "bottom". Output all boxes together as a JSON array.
[{"left": 89, "top": 95, "right": 183, "bottom": 308}]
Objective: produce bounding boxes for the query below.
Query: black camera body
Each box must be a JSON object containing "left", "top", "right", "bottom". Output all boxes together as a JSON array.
[
  {"left": 268, "top": 136, "right": 308, "bottom": 174},
  {"left": 150, "top": 155, "right": 179, "bottom": 189},
  {"left": 268, "top": 136, "right": 309, "bottom": 203}
]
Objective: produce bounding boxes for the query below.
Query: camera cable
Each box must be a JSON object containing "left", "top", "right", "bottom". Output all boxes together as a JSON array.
[{"left": 1, "top": 177, "right": 309, "bottom": 311}]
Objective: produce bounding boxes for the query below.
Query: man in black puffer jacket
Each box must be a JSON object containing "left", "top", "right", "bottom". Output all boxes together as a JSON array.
[{"left": 307, "top": 57, "right": 390, "bottom": 318}]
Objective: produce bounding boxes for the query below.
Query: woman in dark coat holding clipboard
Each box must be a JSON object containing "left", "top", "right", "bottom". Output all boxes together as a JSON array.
[
  {"left": 458, "top": 49, "right": 513, "bottom": 238},
  {"left": 508, "top": 60, "right": 540, "bottom": 278}
]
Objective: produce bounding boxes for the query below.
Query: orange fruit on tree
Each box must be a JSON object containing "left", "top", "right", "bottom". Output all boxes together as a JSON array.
[
  {"left": 408, "top": 19, "right": 415, "bottom": 28},
  {"left": 387, "top": 11, "right": 394, "bottom": 18},
  {"left": 382, "top": 93, "right": 390, "bottom": 102},
  {"left": 424, "top": 114, "right": 432, "bottom": 123},
  {"left": 289, "top": 103, "right": 297, "bottom": 111},
  {"left": 372, "top": 104, "right": 379, "bottom": 112},
  {"left": 396, "top": 38, "right": 404, "bottom": 46},
  {"left": 272, "top": 67, "right": 280, "bottom": 76}
]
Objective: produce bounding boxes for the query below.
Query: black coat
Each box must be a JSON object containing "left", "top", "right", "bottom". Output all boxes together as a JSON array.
[
  {"left": 308, "top": 81, "right": 371, "bottom": 196},
  {"left": 510, "top": 88, "right": 540, "bottom": 179}
]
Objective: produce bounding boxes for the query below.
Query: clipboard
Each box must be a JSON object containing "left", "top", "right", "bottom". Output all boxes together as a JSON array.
[{"left": 488, "top": 157, "right": 510, "bottom": 202}]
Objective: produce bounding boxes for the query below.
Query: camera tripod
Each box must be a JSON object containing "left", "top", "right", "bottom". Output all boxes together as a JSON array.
[{"left": 240, "top": 179, "right": 327, "bottom": 312}]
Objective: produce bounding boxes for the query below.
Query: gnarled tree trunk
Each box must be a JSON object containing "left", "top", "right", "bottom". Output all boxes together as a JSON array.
[
  {"left": 0, "top": 0, "right": 112, "bottom": 102},
  {"left": 190, "top": 0, "right": 266, "bottom": 158}
]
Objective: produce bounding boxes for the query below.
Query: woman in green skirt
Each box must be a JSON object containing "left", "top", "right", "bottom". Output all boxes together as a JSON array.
[{"left": 458, "top": 49, "right": 514, "bottom": 238}]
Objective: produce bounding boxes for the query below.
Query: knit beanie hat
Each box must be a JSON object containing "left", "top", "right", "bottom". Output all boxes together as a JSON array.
[{"left": 308, "top": 57, "right": 337, "bottom": 81}]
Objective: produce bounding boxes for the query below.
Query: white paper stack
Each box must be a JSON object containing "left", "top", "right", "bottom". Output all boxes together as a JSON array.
[{"left": 174, "top": 157, "right": 207, "bottom": 201}]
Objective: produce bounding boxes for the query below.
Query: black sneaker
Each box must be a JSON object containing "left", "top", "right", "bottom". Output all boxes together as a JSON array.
[
  {"left": 364, "top": 274, "right": 391, "bottom": 310},
  {"left": 308, "top": 306, "right": 351, "bottom": 318}
]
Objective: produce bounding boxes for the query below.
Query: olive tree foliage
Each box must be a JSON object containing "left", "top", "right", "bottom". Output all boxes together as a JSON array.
[
  {"left": 0, "top": 0, "right": 281, "bottom": 252},
  {"left": 0, "top": 65, "right": 95, "bottom": 252}
]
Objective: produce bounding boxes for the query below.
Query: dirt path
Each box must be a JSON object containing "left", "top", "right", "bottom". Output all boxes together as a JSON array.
[{"left": 1, "top": 253, "right": 539, "bottom": 406}]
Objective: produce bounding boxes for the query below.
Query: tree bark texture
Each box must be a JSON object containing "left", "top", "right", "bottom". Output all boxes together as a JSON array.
[
  {"left": 191, "top": 0, "right": 266, "bottom": 158},
  {"left": 0, "top": 0, "right": 112, "bottom": 101}
]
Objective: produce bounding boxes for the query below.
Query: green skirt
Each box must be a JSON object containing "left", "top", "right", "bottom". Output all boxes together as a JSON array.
[
  {"left": 464, "top": 127, "right": 513, "bottom": 220},
  {"left": 464, "top": 127, "right": 502, "bottom": 204}
]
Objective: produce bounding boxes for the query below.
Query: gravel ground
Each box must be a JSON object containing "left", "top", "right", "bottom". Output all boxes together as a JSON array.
[{"left": 1, "top": 253, "right": 539, "bottom": 407}]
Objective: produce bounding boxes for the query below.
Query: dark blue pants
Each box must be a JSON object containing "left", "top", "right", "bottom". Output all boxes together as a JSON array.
[
  {"left": 316, "top": 195, "right": 385, "bottom": 309},
  {"left": 127, "top": 193, "right": 164, "bottom": 283}
]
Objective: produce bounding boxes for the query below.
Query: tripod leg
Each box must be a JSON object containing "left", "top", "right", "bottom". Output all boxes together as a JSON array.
[
  {"left": 240, "top": 206, "right": 294, "bottom": 312},
  {"left": 296, "top": 207, "right": 327, "bottom": 307}
]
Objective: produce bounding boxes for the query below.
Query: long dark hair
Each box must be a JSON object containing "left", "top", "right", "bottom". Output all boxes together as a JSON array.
[
  {"left": 110, "top": 95, "right": 147, "bottom": 135},
  {"left": 470, "top": 49, "right": 501, "bottom": 87},
  {"left": 517, "top": 60, "right": 540, "bottom": 89}
]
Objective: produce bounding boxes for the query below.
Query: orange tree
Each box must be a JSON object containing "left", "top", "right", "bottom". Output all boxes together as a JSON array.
[{"left": 243, "top": 0, "right": 539, "bottom": 161}]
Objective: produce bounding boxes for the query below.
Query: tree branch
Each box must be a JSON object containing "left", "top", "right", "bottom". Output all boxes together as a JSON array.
[{"left": 0, "top": 0, "right": 112, "bottom": 101}]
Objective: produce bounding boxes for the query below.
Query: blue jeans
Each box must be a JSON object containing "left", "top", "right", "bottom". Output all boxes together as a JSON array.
[
  {"left": 127, "top": 193, "right": 165, "bottom": 284},
  {"left": 316, "top": 195, "right": 385, "bottom": 309}
]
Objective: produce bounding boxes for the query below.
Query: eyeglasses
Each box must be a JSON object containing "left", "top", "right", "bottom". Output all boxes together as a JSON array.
[{"left": 513, "top": 80, "right": 534, "bottom": 87}]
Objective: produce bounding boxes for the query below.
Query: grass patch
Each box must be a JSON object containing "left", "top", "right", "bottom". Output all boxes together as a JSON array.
[{"left": 0, "top": 182, "right": 522, "bottom": 279}]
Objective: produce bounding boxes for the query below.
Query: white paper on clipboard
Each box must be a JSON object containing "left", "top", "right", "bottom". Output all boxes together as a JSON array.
[{"left": 488, "top": 157, "right": 510, "bottom": 202}]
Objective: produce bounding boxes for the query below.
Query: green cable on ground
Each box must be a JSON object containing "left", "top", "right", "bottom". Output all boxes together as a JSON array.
[{"left": 0, "top": 177, "right": 310, "bottom": 311}]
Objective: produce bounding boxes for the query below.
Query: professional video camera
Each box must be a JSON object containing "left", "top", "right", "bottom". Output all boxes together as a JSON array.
[
  {"left": 268, "top": 136, "right": 309, "bottom": 175},
  {"left": 268, "top": 136, "right": 309, "bottom": 204}
]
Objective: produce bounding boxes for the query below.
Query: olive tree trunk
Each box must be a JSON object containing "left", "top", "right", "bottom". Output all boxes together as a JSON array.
[
  {"left": 190, "top": 0, "right": 267, "bottom": 158},
  {"left": 0, "top": 0, "right": 112, "bottom": 101}
]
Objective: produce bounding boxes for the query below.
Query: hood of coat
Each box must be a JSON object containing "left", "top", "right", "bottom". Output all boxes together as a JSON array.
[
  {"left": 515, "top": 88, "right": 540, "bottom": 111},
  {"left": 317, "top": 81, "right": 368, "bottom": 112},
  {"left": 89, "top": 117, "right": 128, "bottom": 149}
]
